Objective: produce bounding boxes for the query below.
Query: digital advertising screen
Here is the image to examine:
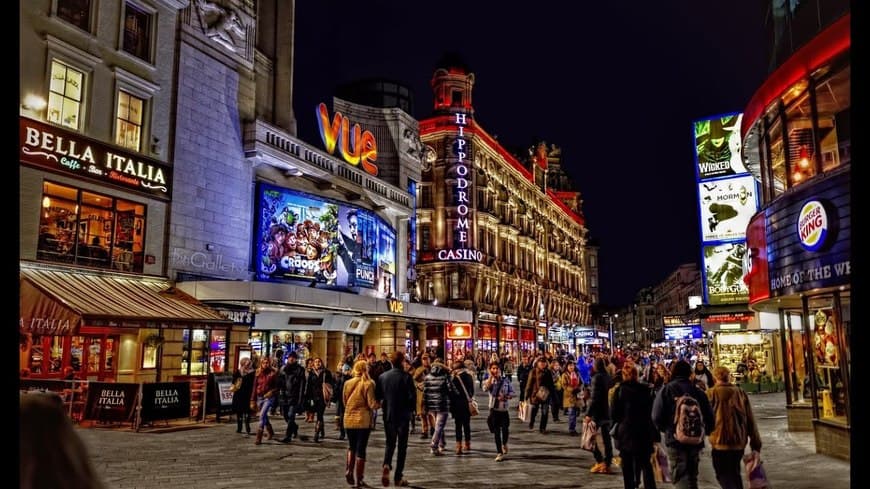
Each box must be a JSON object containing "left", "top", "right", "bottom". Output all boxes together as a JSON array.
[
  {"left": 255, "top": 182, "right": 396, "bottom": 297},
  {"left": 664, "top": 325, "right": 703, "bottom": 341},
  {"left": 694, "top": 113, "right": 747, "bottom": 179},
  {"left": 702, "top": 242, "right": 750, "bottom": 305},
  {"left": 697, "top": 174, "right": 759, "bottom": 242}
]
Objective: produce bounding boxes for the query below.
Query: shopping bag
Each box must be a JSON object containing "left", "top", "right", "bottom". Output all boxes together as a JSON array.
[
  {"left": 652, "top": 443, "right": 672, "bottom": 483},
  {"left": 518, "top": 400, "right": 530, "bottom": 423},
  {"left": 580, "top": 418, "right": 599, "bottom": 451},
  {"left": 743, "top": 451, "right": 772, "bottom": 489}
]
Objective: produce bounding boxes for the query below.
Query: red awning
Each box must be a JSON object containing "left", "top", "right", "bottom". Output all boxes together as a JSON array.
[{"left": 19, "top": 262, "right": 230, "bottom": 335}]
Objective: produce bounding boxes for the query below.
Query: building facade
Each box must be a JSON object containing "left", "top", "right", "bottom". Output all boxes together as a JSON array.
[
  {"left": 19, "top": 0, "right": 232, "bottom": 383},
  {"left": 741, "top": 2, "right": 850, "bottom": 460},
  {"left": 416, "top": 59, "right": 590, "bottom": 364},
  {"left": 168, "top": 1, "right": 469, "bottom": 373}
]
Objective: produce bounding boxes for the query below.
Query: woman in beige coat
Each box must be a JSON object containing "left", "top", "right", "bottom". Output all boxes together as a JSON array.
[{"left": 343, "top": 359, "right": 379, "bottom": 487}]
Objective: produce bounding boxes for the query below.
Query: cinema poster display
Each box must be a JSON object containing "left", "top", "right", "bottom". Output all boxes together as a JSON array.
[
  {"left": 703, "top": 242, "right": 749, "bottom": 305},
  {"left": 664, "top": 325, "right": 703, "bottom": 341},
  {"left": 693, "top": 113, "right": 747, "bottom": 179},
  {"left": 697, "top": 174, "right": 759, "bottom": 242},
  {"left": 139, "top": 382, "right": 192, "bottom": 422},
  {"left": 255, "top": 182, "right": 396, "bottom": 296},
  {"left": 84, "top": 382, "right": 139, "bottom": 422}
]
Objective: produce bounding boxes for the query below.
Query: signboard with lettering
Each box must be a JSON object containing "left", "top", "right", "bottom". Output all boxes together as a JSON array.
[
  {"left": 693, "top": 113, "right": 747, "bottom": 180},
  {"left": 387, "top": 299, "right": 405, "bottom": 314},
  {"left": 664, "top": 325, "right": 703, "bottom": 341},
  {"left": 765, "top": 168, "right": 850, "bottom": 297},
  {"left": 446, "top": 322, "right": 472, "bottom": 339},
  {"left": 697, "top": 174, "right": 759, "bottom": 242},
  {"left": 19, "top": 117, "right": 172, "bottom": 199},
  {"left": 84, "top": 382, "right": 140, "bottom": 422},
  {"left": 139, "top": 382, "right": 192, "bottom": 422},
  {"left": 317, "top": 103, "right": 378, "bottom": 176}
]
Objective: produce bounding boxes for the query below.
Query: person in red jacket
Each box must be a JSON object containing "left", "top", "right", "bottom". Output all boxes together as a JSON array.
[{"left": 251, "top": 358, "right": 279, "bottom": 445}]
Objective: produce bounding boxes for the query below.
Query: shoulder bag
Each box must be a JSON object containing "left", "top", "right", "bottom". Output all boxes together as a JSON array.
[{"left": 457, "top": 374, "right": 479, "bottom": 416}]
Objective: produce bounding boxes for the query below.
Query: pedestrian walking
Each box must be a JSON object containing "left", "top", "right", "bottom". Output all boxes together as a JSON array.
[
  {"left": 277, "top": 351, "right": 306, "bottom": 443},
  {"left": 652, "top": 360, "right": 715, "bottom": 489},
  {"left": 525, "top": 357, "right": 556, "bottom": 433},
  {"left": 231, "top": 357, "right": 255, "bottom": 435},
  {"left": 483, "top": 361, "right": 515, "bottom": 462},
  {"left": 251, "top": 358, "right": 279, "bottom": 445},
  {"left": 343, "top": 359, "right": 379, "bottom": 487},
  {"left": 587, "top": 357, "right": 615, "bottom": 474},
  {"left": 375, "top": 351, "right": 416, "bottom": 487},
  {"left": 560, "top": 362, "right": 583, "bottom": 435},
  {"left": 611, "top": 361, "right": 658, "bottom": 489},
  {"left": 423, "top": 359, "right": 453, "bottom": 456},
  {"left": 707, "top": 366, "right": 762, "bottom": 489},
  {"left": 448, "top": 360, "right": 475, "bottom": 454},
  {"left": 304, "top": 356, "right": 334, "bottom": 442}
]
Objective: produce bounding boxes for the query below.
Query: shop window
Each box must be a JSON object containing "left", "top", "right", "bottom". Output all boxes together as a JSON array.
[
  {"left": 450, "top": 271, "right": 460, "bottom": 299},
  {"left": 813, "top": 65, "right": 850, "bottom": 171},
  {"left": 209, "top": 330, "right": 227, "bottom": 373},
  {"left": 249, "top": 331, "right": 265, "bottom": 358},
  {"left": 785, "top": 92, "right": 816, "bottom": 185},
  {"left": 808, "top": 296, "right": 847, "bottom": 424},
  {"left": 116, "top": 90, "right": 144, "bottom": 151},
  {"left": 49, "top": 336, "right": 65, "bottom": 373},
  {"left": 122, "top": 2, "right": 153, "bottom": 62},
  {"left": 56, "top": 0, "right": 91, "bottom": 32},
  {"left": 765, "top": 115, "right": 786, "bottom": 197},
  {"left": 37, "top": 181, "right": 146, "bottom": 272},
  {"left": 48, "top": 60, "right": 84, "bottom": 130},
  {"left": 420, "top": 224, "right": 431, "bottom": 251},
  {"left": 70, "top": 336, "right": 84, "bottom": 373},
  {"left": 182, "top": 329, "right": 210, "bottom": 376}
]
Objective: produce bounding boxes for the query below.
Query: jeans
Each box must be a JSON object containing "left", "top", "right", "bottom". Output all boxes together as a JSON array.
[
  {"left": 383, "top": 422, "right": 410, "bottom": 482},
  {"left": 592, "top": 419, "right": 613, "bottom": 465},
  {"left": 668, "top": 445, "right": 702, "bottom": 489},
  {"left": 712, "top": 449, "right": 745, "bottom": 489},
  {"left": 454, "top": 414, "right": 471, "bottom": 443},
  {"left": 281, "top": 403, "right": 299, "bottom": 439},
  {"left": 491, "top": 410, "right": 510, "bottom": 454},
  {"left": 430, "top": 411, "right": 449, "bottom": 450},
  {"left": 620, "top": 450, "right": 656, "bottom": 489},
  {"left": 257, "top": 396, "right": 274, "bottom": 430},
  {"left": 529, "top": 398, "right": 549, "bottom": 431},
  {"left": 551, "top": 390, "right": 563, "bottom": 419},
  {"left": 567, "top": 407, "right": 578, "bottom": 432},
  {"left": 346, "top": 428, "right": 371, "bottom": 459}
]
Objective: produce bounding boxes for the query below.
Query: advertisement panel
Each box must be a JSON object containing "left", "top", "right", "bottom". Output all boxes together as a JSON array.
[
  {"left": 84, "top": 382, "right": 140, "bottom": 422},
  {"left": 139, "top": 382, "right": 192, "bottom": 422},
  {"left": 703, "top": 242, "right": 749, "bottom": 305},
  {"left": 255, "top": 182, "right": 396, "bottom": 297},
  {"left": 697, "top": 174, "right": 758, "bottom": 242},
  {"left": 743, "top": 213, "right": 770, "bottom": 303},
  {"left": 664, "top": 325, "right": 703, "bottom": 341},
  {"left": 693, "top": 113, "right": 746, "bottom": 179}
]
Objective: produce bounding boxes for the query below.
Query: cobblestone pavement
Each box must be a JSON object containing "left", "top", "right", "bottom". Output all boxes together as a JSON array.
[{"left": 77, "top": 387, "right": 850, "bottom": 489}]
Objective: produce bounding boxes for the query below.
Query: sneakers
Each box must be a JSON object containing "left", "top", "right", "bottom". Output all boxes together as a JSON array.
[
  {"left": 494, "top": 453, "right": 505, "bottom": 462},
  {"left": 590, "top": 463, "right": 614, "bottom": 474}
]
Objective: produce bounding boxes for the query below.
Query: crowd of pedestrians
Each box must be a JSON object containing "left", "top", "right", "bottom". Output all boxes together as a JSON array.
[{"left": 228, "top": 346, "right": 763, "bottom": 489}]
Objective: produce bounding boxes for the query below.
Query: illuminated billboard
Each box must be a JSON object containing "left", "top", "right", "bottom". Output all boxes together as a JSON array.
[
  {"left": 254, "top": 182, "right": 396, "bottom": 297},
  {"left": 693, "top": 113, "right": 746, "bottom": 179},
  {"left": 697, "top": 174, "right": 759, "bottom": 242},
  {"left": 664, "top": 325, "right": 703, "bottom": 341},
  {"left": 702, "top": 242, "right": 749, "bottom": 305}
]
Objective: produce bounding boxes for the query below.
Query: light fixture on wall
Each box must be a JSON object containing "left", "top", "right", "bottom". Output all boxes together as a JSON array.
[
  {"left": 22, "top": 94, "right": 47, "bottom": 112},
  {"left": 798, "top": 145, "right": 811, "bottom": 169},
  {"left": 42, "top": 196, "right": 51, "bottom": 208}
]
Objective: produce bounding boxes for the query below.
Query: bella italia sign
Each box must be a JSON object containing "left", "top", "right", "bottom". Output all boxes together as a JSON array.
[{"left": 19, "top": 117, "right": 172, "bottom": 200}]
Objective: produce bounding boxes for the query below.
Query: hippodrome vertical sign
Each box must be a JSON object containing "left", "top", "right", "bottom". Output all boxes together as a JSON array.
[{"left": 437, "top": 112, "right": 483, "bottom": 262}]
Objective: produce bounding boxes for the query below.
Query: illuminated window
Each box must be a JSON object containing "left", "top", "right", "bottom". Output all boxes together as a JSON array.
[
  {"left": 123, "top": 2, "right": 153, "bottom": 62},
  {"left": 47, "top": 60, "right": 83, "bottom": 130},
  {"left": 116, "top": 90, "right": 144, "bottom": 150},
  {"left": 37, "top": 181, "right": 147, "bottom": 272},
  {"left": 57, "top": 0, "right": 91, "bottom": 31},
  {"left": 450, "top": 271, "right": 460, "bottom": 299},
  {"left": 420, "top": 224, "right": 431, "bottom": 251}
]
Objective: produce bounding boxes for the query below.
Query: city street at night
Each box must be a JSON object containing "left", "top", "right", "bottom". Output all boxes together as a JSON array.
[{"left": 78, "top": 386, "right": 849, "bottom": 489}]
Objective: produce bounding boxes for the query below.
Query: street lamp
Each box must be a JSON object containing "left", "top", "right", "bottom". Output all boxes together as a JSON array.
[
  {"left": 609, "top": 313, "right": 618, "bottom": 352},
  {"left": 632, "top": 304, "right": 638, "bottom": 345}
]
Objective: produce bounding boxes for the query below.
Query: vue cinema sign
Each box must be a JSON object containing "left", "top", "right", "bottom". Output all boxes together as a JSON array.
[{"left": 317, "top": 103, "right": 378, "bottom": 176}]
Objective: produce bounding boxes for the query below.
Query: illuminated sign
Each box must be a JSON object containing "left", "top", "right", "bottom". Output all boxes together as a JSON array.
[
  {"left": 697, "top": 174, "right": 759, "bottom": 242},
  {"left": 719, "top": 323, "right": 742, "bottom": 330},
  {"left": 694, "top": 113, "right": 746, "bottom": 179},
  {"left": 574, "top": 329, "right": 595, "bottom": 338},
  {"left": 703, "top": 242, "right": 750, "bottom": 305},
  {"left": 446, "top": 322, "right": 472, "bottom": 339},
  {"left": 436, "top": 112, "right": 480, "bottom": 263},
  {"left": 387, "top": 299, "right": 404, "bottom": 314},
  {"left": 316, "top": 103, "right": 378, "bottom": 176},
  {"left": 704, "top": 313, "right": 754, "bottom": 323},
  {"left": 664, "top": 325, "right": 703, "bottom": 341},
  {"left": 254, "top": 182, "right": 396, "bottom": 296},
  {"left": 797, "top": 200, "right": 829, "bottom": 251},
  {"left": 19, "top": 117, "right": 172, "bottom": 199}
]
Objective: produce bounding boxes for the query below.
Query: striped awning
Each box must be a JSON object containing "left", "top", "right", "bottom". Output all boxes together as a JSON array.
[{"left": 20, "top": 262, "right": 230, "bottom": 335}]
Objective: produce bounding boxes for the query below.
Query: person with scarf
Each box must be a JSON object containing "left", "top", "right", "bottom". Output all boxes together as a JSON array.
[
  {"left": 251, "top": 358, "right": 279, "bottom": 445},
  {"left": 343, "top": 360, "right": 379, "bottom": 487},
  {"left": 304, "top": 356, "right": 334, "bottom": 442},
  {"left": 560, "top": 361, "right": 583, "bottom": 435},
  {"left": 231, "top": 357, "right": 255, "bottom": 435}
]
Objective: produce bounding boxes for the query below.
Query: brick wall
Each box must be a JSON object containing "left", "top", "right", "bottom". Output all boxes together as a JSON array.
[
  {"left": 813, "top": 421, "right": 850, "bottom": 461},
  {"left": 786, "top": 404, "right": 814, "bottom": 431}
]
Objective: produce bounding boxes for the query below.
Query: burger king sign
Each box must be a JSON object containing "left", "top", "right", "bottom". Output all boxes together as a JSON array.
[{"left": 797, "top": 200, "right": 829, "bottom": 252}]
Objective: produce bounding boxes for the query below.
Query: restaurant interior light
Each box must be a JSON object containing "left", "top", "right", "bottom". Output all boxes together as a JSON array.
[{"left": 42, "top": 196, "right": 50, "bottom": 208}]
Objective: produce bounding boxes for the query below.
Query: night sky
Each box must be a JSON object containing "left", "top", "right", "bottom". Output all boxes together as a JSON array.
[{"left": 292, "top": 2, "right": 769, "bottom": 307}]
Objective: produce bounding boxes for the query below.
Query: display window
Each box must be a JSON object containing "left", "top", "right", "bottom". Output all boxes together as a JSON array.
[
  {"left": 475, "top": 339, "right": 497, "bottom": 356},
  {"left": 346, "top": 334, "right": 363, "bottom": 360},
  {"left": 713, "top": 332, "right": 778, "bottom": 382},
  {"left": 267, "top": 330, "right": 314, "bottom": 364},
  {"left": 209, "top": 330, "right": 227, "bottom": 373},
  {"left": 21, "top": 334, "right": 116, "bottom": 380},
  {"left": 782, "top": 311, "right": 810, "bottom": 404},
  {"left": 181, "top": 329, "right": 209, "bottom": 376},
  {"left": 37, "top": 181, "right": 146, "bottom": 272},
  {"left": 249, "top": 331, "right": 265, "bottom": 358},
  {"left": 445, "top": 339, "right": 472, "bottom": 365},
  {"left": 807, "top": 295, "right": 849, "bottom": 424}
]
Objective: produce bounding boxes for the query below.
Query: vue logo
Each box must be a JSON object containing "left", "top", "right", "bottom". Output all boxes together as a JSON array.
[{"left": 317, "top": 103, "right": 378, "bottom": 176}]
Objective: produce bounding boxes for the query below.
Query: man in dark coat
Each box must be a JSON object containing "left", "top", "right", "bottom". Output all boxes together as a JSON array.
[
  {"left": 586, "top": 357, "right": 614, "bottom": 474},
  {"left": 524, "top": 357, "right": 556, "bottom": 433},
  {"left": 652, "top": 360, "right": 715, "bottom": 489},
  {"left": 375, "top": 351, "right": 417, "bottom": 487},
  {"left": 277, "top": 351, "right": 306, "bottom": 443}
]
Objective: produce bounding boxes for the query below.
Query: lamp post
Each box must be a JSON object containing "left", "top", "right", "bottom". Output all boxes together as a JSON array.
[
  {"left": 609, "top": 313, "right": 618, "bottom": 353},
  {"left": 632, "top": 304, "right": 638, "bottom": 345}
]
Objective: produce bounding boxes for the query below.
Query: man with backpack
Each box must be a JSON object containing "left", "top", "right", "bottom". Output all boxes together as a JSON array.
[{"left": 652, "top": 360, "right": 714, "bottom": 489}]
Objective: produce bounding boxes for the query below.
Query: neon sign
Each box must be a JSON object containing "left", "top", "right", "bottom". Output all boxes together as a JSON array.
[
  {"left": 316, "top": 103, "right": 378, "bottom": 176},
  {"left": 436, "top": 112, "right": 480, "bottom": 263}
]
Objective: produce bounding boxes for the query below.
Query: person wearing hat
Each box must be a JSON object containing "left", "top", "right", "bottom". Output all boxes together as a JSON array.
[{"left": 278, "top": 350, "right": 306, "bottom": 443}]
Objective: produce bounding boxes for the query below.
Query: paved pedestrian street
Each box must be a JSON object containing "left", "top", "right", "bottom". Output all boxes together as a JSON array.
[{"left": 78, "top": 388, "right": 850, "bottom": 489}]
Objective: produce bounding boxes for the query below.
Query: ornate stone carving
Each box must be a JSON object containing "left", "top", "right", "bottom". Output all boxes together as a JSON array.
[{"left": 195, "top": 0, "right": 246, "bottom": 52}]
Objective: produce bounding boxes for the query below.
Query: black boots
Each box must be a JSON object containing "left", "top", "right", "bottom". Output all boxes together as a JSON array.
[
  {"left": 314, "top": 421, "right": 324, "bottom": 442},
  {"left": 345, "top": 450, "right": 356, "bottom": 485}
]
